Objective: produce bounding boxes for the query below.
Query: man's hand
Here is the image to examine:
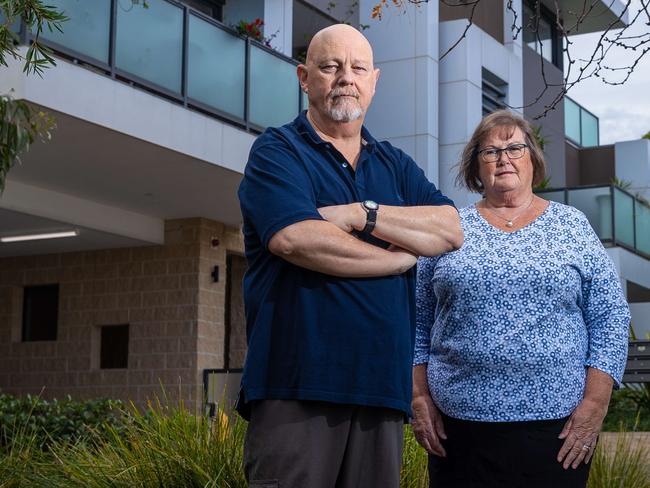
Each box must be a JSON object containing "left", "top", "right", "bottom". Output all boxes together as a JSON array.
[
  {"left": 318, "top": 203, "right": 365, "bottom": 233},
  {"left": 557, "top": 398, "right": 607, "bottom": 469},
  {"left": 412, "top": 394, "right": 447, "bottom": 457}
]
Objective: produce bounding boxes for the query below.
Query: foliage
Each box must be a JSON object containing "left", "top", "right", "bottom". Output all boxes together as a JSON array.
[
  {"left": 610, "top": 176, "right": 632, "bottom": 191},
  {"left": 400, "top": 425, "right": 428, "bottom": 488},
  {"left": 234, "top": 18, "right": 278, "bottom": 48},
  {"left": 531, "top": 124, "right": 549, "bottom": 151},
  {"left": 602, "top": 387, "right": 650, "bottom": 432},
  {"left": 0, "top": 393, "right": 127, "bottom": 450},
  {"left": 642, "top": 131, "right": 650, "bottom": 140},
  {"left": 533, "top": 177, "right": 551, "bottom": 190},
  {"left": 48, "top": 397, "right": 248, "bottom": 488},
  {"left": 0, "top": 0, "right": 67, "bottom": 76},
  {"left": 0, "top": 91, "right": 55, "bottom": 191},
  {"left": 587, "top": 432, "right": 650, "bottom": 488}
]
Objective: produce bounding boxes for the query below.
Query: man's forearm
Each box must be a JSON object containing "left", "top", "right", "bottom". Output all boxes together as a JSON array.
[
  {"left": 319, "top": 203, "right": 463, "bottom": 257},
  {"left": 370, "top": 204, "right": 463, "bottom": 256},
  {"left": 268, "top": 220, "right": 416, "bottom": 277}
]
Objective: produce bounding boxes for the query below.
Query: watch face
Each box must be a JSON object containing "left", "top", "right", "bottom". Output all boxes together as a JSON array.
[{"left": 364, "top": 200, "right": 379, "bottom": 210}]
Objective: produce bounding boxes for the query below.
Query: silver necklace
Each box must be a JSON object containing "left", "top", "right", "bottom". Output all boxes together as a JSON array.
[{"left": 481, "top": 196, "right": 535, "bottom": 228}]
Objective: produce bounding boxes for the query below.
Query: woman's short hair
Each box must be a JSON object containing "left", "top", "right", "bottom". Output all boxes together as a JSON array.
[{"left": 456, "top": 110, "right": 547, "bottom": 193}]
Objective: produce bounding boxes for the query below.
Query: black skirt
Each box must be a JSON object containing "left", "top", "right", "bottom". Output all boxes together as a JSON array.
[{"left": 427, "top": 413, "right": 592, "bottom": 488}]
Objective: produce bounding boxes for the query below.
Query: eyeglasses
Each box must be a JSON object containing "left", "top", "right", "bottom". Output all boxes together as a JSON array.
[{"left": 478, "top": 144, "right": 528, "bottom": 163}]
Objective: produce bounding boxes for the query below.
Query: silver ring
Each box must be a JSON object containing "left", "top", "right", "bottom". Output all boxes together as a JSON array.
[{"left": 582, "top": 444, "right": 591, "bottom": 451}]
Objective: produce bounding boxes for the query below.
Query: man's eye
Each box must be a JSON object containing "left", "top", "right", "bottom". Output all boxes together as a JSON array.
[
  {"left": 322, "top": 65, "right": 337, "bottom": 72},
  {"left": 353, "top": 66, "right": 367, "bottom": 71}
]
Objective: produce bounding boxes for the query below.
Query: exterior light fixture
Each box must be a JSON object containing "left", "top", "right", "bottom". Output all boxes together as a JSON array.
[{"left": 0, "top": 229, "right": 80, "bottom": 243}]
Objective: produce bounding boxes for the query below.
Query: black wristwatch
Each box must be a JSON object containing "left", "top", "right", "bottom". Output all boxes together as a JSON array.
[{"left": 361, "top": 200, "right": 379, "bottom": 234}]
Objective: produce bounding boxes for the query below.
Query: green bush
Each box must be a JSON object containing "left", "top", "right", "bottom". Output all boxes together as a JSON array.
[
  {"left": 0, "top": 393, "right": 127, "bottom": 449},
  {"left": 602, "top": 387, "right": 650, "bottom": 432}
]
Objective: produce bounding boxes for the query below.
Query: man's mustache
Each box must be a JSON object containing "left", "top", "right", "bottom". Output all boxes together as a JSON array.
[{"left": 329, "top": 89, "right": 359, "bottom": 100}]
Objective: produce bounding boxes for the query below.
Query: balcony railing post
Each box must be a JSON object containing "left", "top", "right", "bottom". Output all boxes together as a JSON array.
[
  {"left": 109, "top": 0, "right": 117, "bottom": 78},
  {"left": 633, "top": 198, "right": 637, "bottom": 252},
  {"left": 182, "top": 5, "right": 189, "bottom": 106},
  {"left": 244, "top": 37, "right": 251, "bottom": 132},
  {"left": 611, "top": 185, "right": 616, "bottom": 246}
]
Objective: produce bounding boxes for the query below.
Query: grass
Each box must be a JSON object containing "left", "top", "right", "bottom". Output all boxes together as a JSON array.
[
  {"left": 588, "top": 433, "right": 650, "bottom": 488},
  {"left": 0, "top": 394, "right": 647, "bottom": 487}
]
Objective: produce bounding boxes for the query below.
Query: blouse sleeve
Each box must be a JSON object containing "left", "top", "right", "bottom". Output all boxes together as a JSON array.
[
  {"left": 414, "top": 256, "right": 439, "bottom": 365},
  {"left": 578, "top": 214, "right": 631, "bottom": 387}
]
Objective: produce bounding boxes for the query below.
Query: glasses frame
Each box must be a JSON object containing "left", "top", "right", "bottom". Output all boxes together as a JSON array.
[{"left": 478, "top": 143, "right": 529, "bottom": 163}]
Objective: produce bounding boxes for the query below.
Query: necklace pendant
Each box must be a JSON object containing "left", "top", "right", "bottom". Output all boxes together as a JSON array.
[{"left": 506, "top": 221, "right": 514, "bottom": 227}]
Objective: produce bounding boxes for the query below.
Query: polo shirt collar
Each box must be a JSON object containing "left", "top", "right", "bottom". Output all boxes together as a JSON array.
[{"left": 295, "top": 110, "right": 377, "bottom": 152}]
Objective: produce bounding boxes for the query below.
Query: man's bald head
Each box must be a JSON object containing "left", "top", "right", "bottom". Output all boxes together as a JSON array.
[
  {"left": 297, "top": 24, "right": 379, "bottom": 125},
  {"left": 306, "top": 24, "right": 374, "bottom": 68}
]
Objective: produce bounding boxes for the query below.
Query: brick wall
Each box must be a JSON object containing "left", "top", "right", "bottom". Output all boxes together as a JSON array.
[{"left": 0, "top": 218, "right": 243, "bottom": 410}]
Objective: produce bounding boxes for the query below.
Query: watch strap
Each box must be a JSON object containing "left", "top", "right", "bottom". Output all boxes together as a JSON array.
[{"left": 362, "top": 206, "right": 377, "bottom": 234}]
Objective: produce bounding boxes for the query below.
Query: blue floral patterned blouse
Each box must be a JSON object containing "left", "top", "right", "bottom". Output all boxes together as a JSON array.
[{"left": 414, "top": 201, "right": 630, "bottom": 422}]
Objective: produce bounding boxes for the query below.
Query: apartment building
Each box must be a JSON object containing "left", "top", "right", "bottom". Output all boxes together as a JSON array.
[{"left": 0, "top": 0, "right": 648, "bottom": 410}]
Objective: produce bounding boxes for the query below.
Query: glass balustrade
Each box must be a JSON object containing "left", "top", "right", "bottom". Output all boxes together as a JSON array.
[
  {"left": 19, "top": 0, "right": 302, "bottom": 129},
  {"left": 614, "top": 187, "right": 635, "bottom": 248},
  {"left": 187, "top": 13, "right": 246, "bottom": 120},
  {"left": 564, "top": 97, "right": 599, "bottom": 148},
  {"left": 635, "top": 200, "right": 650, "bottom": 256},
  {"left": 249, "top": 44, "right": 300, "bottom": 129},
  {"left": 115, "top": 0, "right": 184, "bottom": 94},
  {"left": 537, "top": 185, "right": 650, "bottom": 258},
  {"left": 36, "top": 0, "right": 111, "bottom": 64}
]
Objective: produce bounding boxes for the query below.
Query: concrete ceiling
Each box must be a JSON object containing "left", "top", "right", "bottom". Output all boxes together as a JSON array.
[
  {"left": 1, "top": 106, "right": 246, "bottom": 257},
  {"left": 0, "top": 208, "right": 149, "bottom": 257},
  {"left": 8, "top": 107, "right": 245, "bottom": 225}
]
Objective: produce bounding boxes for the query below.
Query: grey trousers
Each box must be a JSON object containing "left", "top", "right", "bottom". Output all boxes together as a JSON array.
[{"left": 243, "top": 400, "right": 404, "bottom": 488}]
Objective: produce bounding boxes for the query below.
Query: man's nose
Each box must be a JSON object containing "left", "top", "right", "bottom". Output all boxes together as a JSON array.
[{"left": 337, "top": 65, "right": 354, "bottom": 85}]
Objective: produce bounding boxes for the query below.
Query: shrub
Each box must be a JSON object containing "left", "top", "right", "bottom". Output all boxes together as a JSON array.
[
  {"left": 0, "top": 393, "right": 127, "bottom": 450},
  {"left": 602, "top": 388, "right": 650, "bottom": 432}
]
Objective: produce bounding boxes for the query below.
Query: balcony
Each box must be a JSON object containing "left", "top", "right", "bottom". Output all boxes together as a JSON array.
[
  {"left": 536, "top": 185, "right": 650, "bottom": 259},
  {"left": 565, "top": 97, "right": 599, "bottom": 148},
  {"left": 8, "top": 0, "right": 304, "bottom": 132}
]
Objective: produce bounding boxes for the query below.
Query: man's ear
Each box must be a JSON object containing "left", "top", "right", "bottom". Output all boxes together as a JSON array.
[{"left": 297, "top": 64, "right": 308, "bottom": 93}]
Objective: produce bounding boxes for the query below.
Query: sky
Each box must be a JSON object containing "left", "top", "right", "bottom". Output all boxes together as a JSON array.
[{"left": 565, "top": 0, "right": 650, "bottom": 144}]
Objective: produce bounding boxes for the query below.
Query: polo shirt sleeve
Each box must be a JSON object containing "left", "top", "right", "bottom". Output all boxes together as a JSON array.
[
  {"left": 401, "top": 152, "right": 456, "bottom": 208},
  {"left": 239, "top": 139, "right": 324, "bottom": 248}
]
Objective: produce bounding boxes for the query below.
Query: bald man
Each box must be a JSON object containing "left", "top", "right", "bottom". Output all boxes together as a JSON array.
[{"left": 237, "top": 24, "right": 462, "bottom": 488}]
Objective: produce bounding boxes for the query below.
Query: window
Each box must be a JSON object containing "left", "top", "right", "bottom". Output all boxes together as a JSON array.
[
  {"left": 184, "top": 0, "right": 224, "bottom": 20},
  {"left": 523, "top": 1, "right": 563, "bottom": 70},
  {"left": 22, "top": 284, "right": 59, "bottom": 341},
  {"left": 482, "top": 69, "right": 507, "bottom": 116},
  {"left": 100, "top": 324, "right": 129, "bottom": 369}
]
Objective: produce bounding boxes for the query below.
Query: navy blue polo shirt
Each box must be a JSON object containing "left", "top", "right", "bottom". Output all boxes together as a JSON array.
[{"left": 237, "top": 111, "right": 454, "bottom": 419}]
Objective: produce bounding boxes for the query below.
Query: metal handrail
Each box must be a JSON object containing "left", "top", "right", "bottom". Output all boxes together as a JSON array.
[
  {"left": 535, "top": 184, "right": 650, "bottom": 260},
  {"left": 17, "top": 0, "right": 303, "bottom": 133}
]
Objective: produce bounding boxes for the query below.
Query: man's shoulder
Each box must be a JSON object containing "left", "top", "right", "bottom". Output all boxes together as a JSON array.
[{"left": 251, "top": 122, "right": 300, "bottom": 153}]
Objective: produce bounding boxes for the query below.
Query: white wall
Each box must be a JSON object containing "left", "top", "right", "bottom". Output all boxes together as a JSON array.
[
  {"left": 438, "top": 14, "right": 523, "bottom": 208},
  {"left": 359, "top": 0, "right": 440, "bottom": 184},
  {"left": 264, "top": 0, "right": 293, "bottom": 56}
]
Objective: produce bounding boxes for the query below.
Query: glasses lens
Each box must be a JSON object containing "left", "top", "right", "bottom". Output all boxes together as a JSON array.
[
  {"left": 482, "top": 149, "right": 499, "bottom": 162},
  {"left": 506, "top": 145, "right": 525, "bottom": 159}
]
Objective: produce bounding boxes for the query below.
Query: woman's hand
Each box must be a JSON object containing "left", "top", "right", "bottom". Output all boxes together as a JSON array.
[
  {"left": 412, "top": 393, "right": 447, "bottom": 457},
  {"left": 557, "top": 368, "right": 613, "bottom": 469},
  {"left": 412, "top": 364, "right": 447, "bottom": 457}
]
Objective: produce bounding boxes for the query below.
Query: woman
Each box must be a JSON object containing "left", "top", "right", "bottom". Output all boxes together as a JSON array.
[{"left": 412, "top": 110, "right": 630, "bottom": 487}]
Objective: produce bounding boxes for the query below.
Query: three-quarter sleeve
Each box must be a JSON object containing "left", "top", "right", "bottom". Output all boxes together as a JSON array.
[
  {"left": 414, "top": 256, "right": 439, "bottom": 365},
  {"left": 578, "top": 216, "right": 631, "bottom": 387}
]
